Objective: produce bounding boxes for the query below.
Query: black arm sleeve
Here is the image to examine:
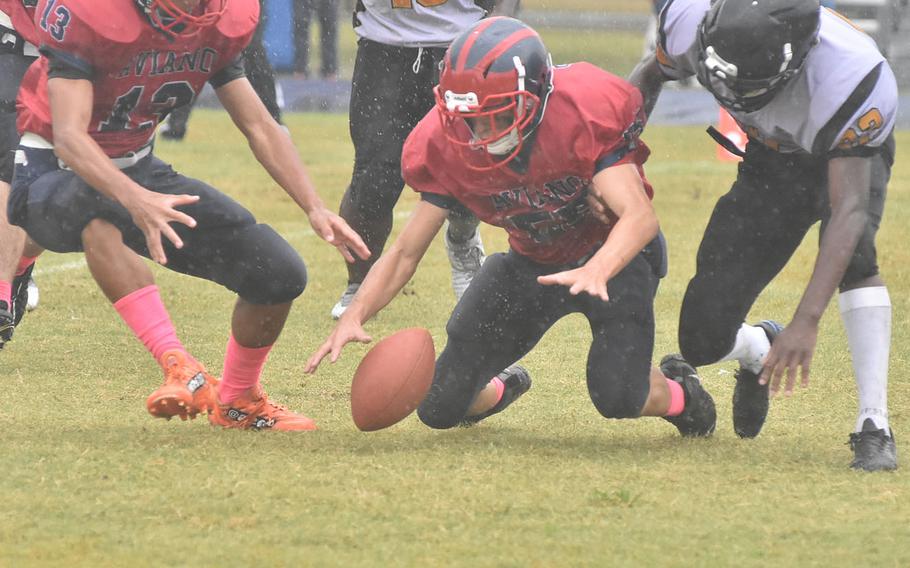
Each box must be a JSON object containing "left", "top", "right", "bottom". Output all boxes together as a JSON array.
[
  {"left": 209, "top": 56, "right": 246, "bottom": 89},
  {"left": 41, "top": 45, "right": 93, "bottom": 80},
  {"left": 420, "top": 192, "right": 458, "bottom": 210}
]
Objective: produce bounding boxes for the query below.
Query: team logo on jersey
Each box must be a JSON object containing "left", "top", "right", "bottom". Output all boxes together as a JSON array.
[{"left": 116, "top": 47, "right": 218, "bottom": 78}]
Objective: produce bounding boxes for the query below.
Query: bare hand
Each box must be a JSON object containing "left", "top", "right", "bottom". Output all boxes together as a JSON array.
[
  {"left": 307, "top": 207, "right": 371, "bottom": 263},
  {"left": 537, "top": 265, "right": 609, "bottom": 302},
  {"left": 759, "top": 319, "right": 817, "bottom": 396},
  {"left": 304, "top": 318, "right": 372, "bottom": 373},
  {"left": 125, "top": 190, "right": 199, "bottom": 265}
]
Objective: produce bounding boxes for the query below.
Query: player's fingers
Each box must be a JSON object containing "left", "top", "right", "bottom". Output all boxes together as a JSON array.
[
  {"left": 785, "top": 362, "right": 798, "bottom": 396},
  {"left": 170, "top": 210, "right": 197, "bottom": 229},
  {"left": 144, "top": 229, "right": 167, "bottom": 265},
  {"left": 336, "top": 243, "right": 355, "bottom": 263},
  {"left": 161, "top": 223, "right": 184, "bottom": 250},
  {"left": 335, "top": 223, "right": 371, "bottom": 259},
  {"left": 307, "top": 342, "right": 333, "bottom": 372},
  {"left": 171, "top": 194, "right": 201, "bottom": 206},
  {"left": 801, "top": 359, "right": 811, "bottom": 388}
]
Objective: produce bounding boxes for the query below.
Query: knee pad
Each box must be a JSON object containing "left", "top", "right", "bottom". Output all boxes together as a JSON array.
[{"left": 229, "top": 224, "right": 308, "bottom": 304}]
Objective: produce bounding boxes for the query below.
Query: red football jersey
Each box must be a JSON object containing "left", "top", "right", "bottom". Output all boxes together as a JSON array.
[
  {"left": 0, "top": 0, "right": 39, "bottom": 45},
  {"left": 16, "top": 0, "right": 257, "bottom": 157},
  {"left": 403, "top": 63, "right": 653, "bottom": 266}
]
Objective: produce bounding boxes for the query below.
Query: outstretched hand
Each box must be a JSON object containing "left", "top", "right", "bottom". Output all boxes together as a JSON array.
[
  {"left": 307, "top": 208, "right": 371, "bottom": 263},
  {"left": 304, "top": 318, "right": 373, "bottom": 374},
  {"left": 125, "top": 190, "right": 199, "bottom": 265},
  {"left": 537, "top": 265, "right": 610, "bottom": 302},
  {"left": 759, "top": 319, "right": 817, "bottom": 396}
]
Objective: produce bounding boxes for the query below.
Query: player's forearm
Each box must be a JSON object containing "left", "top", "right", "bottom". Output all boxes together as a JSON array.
[
  {"left": 246, "top": 122, "right": 325, "bottom": 213},
  {"left": 587, "top": 208, "right": 658, "bottom": 281},
  {"left": 793, "top": 205, "right": 867, "bottom": 324},
  {"left": 343, "top": 247, "right": 421, "bottom": 325},
  {"left": 53, "top": 129, "right": 146, "bottom": 205},
  {"left": 628, "top": 54, "right": 666, "bottom": 120}
]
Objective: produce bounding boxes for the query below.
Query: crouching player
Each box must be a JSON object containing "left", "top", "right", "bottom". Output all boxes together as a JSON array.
[
  {"left": 10, "top": 0, "right": 368, "bottom": 429},
  {"left": 307, "top": 17, "right": 716, "bottom": 435}
]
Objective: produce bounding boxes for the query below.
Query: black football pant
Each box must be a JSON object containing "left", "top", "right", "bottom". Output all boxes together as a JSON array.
[
  {"left": 418, "top": 235, "right": 666, "bottom": 429},
  {"left": 340, "top": 39, "right": 478, "bottom": 283},
  {"left": 679, "top": 137, "right": 893, "bottom": 367}
]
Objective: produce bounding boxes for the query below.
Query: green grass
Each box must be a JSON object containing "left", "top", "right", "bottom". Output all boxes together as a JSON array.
[{"left": 2, "top": 112, "right": 909, "bottom": 566}]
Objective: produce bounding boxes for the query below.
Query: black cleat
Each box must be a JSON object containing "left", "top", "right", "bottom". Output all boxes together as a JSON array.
[
  {"left": 732, "top": 320, "right": 783, "bottom": 439},
  {"left": 11, "top": 262, "right": 34, "bottom": 327},
  {"left": 460, "top": 365, "right": 532, "bottom": 426},
  {"left": 660, "top": 354, "right": 716, "bottom": 437},
  {"left": 849, "top": 418, "right": 897, "bottom": 472},
  {"left": 0, "top": 301, "right": 13, "bottom": 350}
]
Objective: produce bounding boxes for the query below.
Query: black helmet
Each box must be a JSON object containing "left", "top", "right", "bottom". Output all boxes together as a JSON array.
[
  {"left": 697, "top": 0, "right": 821, "bottom": 112},
  {"left": 435, "top": 17, "right": 553, "bottom": 170}
]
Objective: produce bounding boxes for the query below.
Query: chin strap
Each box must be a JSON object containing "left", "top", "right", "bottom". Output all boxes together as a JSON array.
[{"left": 706, "top": 125, "right": 746, "bottom": 158}]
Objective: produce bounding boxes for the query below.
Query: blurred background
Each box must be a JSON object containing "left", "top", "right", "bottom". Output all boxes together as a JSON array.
[{"left": 194, "top": 0, "right": 909, "bottom": 126}]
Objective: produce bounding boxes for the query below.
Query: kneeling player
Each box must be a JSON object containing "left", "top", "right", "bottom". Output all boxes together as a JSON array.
[
  {"left": 10, "top": 0, "right": 368, "bottom": 429},
  {"left": 307, "top": 17, "right": 716, "bottom": 435}
]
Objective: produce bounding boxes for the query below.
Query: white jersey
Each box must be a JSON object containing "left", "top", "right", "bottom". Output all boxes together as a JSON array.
[
  {"left": 353, "top": 0, "right": 487, "bottom": 48},
  {"left": 656, "top": 0, "right": 898, "bottom": 156}
]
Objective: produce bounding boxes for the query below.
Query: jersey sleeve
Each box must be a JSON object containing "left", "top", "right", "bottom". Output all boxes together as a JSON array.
[
  {"left": 209, "top": 55, "right": 246, "bottom": 88},
  {"left": 812, "top": 62, "right": 898, "bottom": 158},
  {"left": 401, "top": 118, "right": 457, "bottom": 200},
  {"left": 565, "top": 69, "right": 650, "bottom": 174},
  {"left": 655, "top": 0, "right": 704, "bottom": 80},
  {"left": 34, "top": 0, "right": 99, "bottom": 80}
]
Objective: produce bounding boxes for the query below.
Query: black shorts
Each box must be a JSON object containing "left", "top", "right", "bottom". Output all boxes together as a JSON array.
[{"left": 9, "top": 146, "right": 308, "bottom": 304}]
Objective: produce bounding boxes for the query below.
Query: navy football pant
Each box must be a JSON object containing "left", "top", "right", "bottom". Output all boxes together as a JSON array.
[
  {"left": 8, "top": 148, "right": 306, "bottom": 305},
  {"left": 679, "top": 136, "right": 893, "bottom": 366},
  {"left": 418, "top": 235, "right": 667, "bottom": 429}
]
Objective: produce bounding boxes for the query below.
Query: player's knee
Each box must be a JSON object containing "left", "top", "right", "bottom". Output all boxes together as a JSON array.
[
  {"left": 588, "top": 382, "right": 646, "bottom": 419},
  {"left": 678, "top": 307, "right": 728, "bottom": 367},
  {"left": 234, "top": 224, "right": 308, "bottom": 304},
  {"left": 417, "top": 393, "right": 465, "bottom": 430}
]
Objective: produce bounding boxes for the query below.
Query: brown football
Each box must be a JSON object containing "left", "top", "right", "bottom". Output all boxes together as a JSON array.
[{"left": 350, "top": 327, "right": 435, "bottom": 431}]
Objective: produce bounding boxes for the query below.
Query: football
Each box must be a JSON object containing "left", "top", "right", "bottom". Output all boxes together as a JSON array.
[{"left": 350, "top": 327, "right": 436, "bottom": 431}]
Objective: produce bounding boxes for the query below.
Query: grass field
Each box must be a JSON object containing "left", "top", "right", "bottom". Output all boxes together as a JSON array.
[{"left": 1, "top": 112, "right": 908, "bottom": 566}]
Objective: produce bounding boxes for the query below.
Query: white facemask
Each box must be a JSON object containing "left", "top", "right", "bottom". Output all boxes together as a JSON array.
[{"left": 484, "top": 128, "right": 520, "bottom": 156}]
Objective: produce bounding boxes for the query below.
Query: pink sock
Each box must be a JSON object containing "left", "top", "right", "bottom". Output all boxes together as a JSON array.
[
  {"left": 16, "top": 256, "right": 37, "bottom": 276},
  {"left": 0, "top": 281, "right": 11, "bottom": 307},
  {"left": 113, "top": 285, "right": 185, "bottom": 363},
  {"left": 664, "top": 378, "right": 685, "bottom": 417},
  {"left": 219, "top": 335, "right": 272, "bottom": 404},
  {"left": 489, "top": 377, "right": 505, "bottom": 406}
]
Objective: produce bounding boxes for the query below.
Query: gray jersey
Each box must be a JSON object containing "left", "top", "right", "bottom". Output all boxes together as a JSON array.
[
  {"left": 354, "top": 0, "right": 487, "bottom": 48},
  {"left": 656, "top": 0, "right": 897, "bottom": 156}
]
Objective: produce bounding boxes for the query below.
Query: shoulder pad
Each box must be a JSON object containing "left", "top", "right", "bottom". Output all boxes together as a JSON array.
[{"left": 216, "top": 0, "right": 259, "bottom": 39}]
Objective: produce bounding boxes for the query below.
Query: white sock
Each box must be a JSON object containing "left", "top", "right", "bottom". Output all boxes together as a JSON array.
[
  {"left": 721, "top": 323, "right": 770, "bottom": 374},
  {"left": 839, "top": 286, "right": 891, "bottom": 433}
]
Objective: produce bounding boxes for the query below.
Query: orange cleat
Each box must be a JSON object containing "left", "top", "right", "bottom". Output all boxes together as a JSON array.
[
  {"left": 209, "top": 384, "right": 317, "bottom": 431},
  {"left": 146, "top": 349, "right": 218, "bottom": 421}
]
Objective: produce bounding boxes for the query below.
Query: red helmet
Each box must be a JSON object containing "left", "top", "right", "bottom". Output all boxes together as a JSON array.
[
  {"left": 434, "top": 17, "right": 552, "bottom": 171},
  {"left": 135, "top": 0, "right": 228, "bottom": 37}
]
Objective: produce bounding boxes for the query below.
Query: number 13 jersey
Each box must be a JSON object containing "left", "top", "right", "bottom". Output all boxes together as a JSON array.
[{"left": 17, "top": 0, "right": 257, "bottom": 157}]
